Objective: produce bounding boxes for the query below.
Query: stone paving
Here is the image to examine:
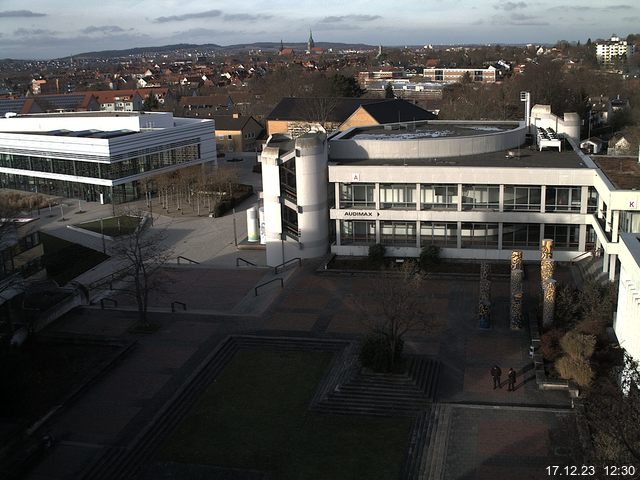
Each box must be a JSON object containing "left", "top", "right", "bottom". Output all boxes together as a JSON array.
[{"left": 12, "top": 183, "right": 581, "bottom": 479}]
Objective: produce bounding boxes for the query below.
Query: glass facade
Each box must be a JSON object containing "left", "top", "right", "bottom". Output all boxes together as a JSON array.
[
  {"left": 502, "top": 223, "right": 541, "bottom": 249},
  {"left": 421, "top": 184, "right": 458, "bottom": 210},
  {"left": 379, "top": 184, "right": 416, "bottom": 209},
  {"left": 503, "top": 186, "right": 541, "bottom": 211},
  {"left": 340, "top": 220, "right": 376, "bottom": 245},
  {"left": 545, "top": 186, "right": 581, "bottom": 212},
  {"left": 461, "top": 223, "right": 499, "bottom": 249},
  {"left": 339, "top": 183, "right": 375, "bottom": 208},
  {"left": 381, "top": 221, "right": 416, "bottom": 245},
  {"left": 544, "top": 224, "right": 580, "bottom": 249},
  {"left": 462, "top": 185, "right": 500, "bottom": 210},
  {"left": 420, "top": 222, "right": 457, "bottom": 247}
]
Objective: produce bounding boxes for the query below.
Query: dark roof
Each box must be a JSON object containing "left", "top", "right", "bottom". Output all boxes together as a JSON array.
[
  {"left": 266, "top": 97, "right": 383, "bottom": 123},
  {"left": 358, "top": 99, "right": 437, "bottom": 123},
  {"left": 212, "top": 115, "right": 261, "bottom": 131}
]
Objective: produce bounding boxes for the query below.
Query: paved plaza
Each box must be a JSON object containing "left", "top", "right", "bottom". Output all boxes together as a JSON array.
[{"left": 9, "top": 170, "right": 579, "bottom": 479}]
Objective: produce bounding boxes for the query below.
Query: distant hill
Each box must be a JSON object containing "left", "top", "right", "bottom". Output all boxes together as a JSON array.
[{"left": 69, "top": 41, "right": 376, "bottom": 59}]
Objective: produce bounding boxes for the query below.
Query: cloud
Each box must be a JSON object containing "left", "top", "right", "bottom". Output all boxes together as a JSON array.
[
  {"left": 82, "top": 25, "right": 128, "bottom": 34},
  {"left": 224, "top": 13, "right": 270, "bottom": 21},
  {"left": 153, "top": 10, "right": 221, "bottom": 23},
  {"left": 14, "top": 28, "right": 56, "bottom": 36},
  {"left": 493, "top": 2, "right": 527, "bottom": 11},
  {"left": 0, "top": 10, "right": 46, "bottom": 18},
  {"left": 319, "top": 14, "right": 381, "bottom": 23},
  {"left": 603, "top": 4, "right": 633, "bottom": 9},
  {"left": 491, "top": 13, "right": 548, "bottom": 26},
  {"left": 510, "top": 13, "right": 538, "bottom": 21}
]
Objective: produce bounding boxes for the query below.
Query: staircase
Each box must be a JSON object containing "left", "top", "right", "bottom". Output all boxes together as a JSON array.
[
  {"left": 312, "top": 356, "right": 440, "bottom": 417},
  {"left": 571, "top": 255, "right": 610, "bottom": 288}
]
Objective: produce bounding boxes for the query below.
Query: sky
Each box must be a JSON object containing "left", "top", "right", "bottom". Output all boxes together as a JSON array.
[{"left": 0, "top": 0, "right": 638, "bottom": 59}]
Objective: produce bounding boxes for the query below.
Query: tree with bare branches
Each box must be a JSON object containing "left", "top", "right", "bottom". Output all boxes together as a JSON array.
[
  {"left": 112, "top": 211, "right": 172, "bottom": 327},
  {"left": 353, "top": 263, "right": 438, "bottom": 372}
]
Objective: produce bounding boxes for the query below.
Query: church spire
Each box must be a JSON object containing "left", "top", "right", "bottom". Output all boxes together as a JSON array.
[{"left": 307, "top": 29, "right": 315, "bottom": 52}]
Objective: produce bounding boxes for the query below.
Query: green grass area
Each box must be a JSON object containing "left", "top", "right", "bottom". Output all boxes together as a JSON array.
[
  {"left": 159, "top": 348, "right": 413, "bottom": 479},
  {"left": 75, "top": 215, "right": 141, "bottom": 237},
  {"left": 41, "top": 232, "right": 109, "bottom": 285}
]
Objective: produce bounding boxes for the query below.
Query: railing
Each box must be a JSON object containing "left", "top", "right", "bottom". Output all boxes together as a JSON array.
[
  {"left": 236, "top": 257, "right": 257, "bottom": 267},
  {"left": 571, "top": 250, "right": 594, "bottom": 263},
  {"left": 177, "top": 256, "right": 199, "bottom": 265},
  {"left": 171, "top": 301, "right": 187, "bottom": 312},
  {"left": 254, "top": 277, "right": 283, "bottom": 296},
  {"left": 274, "top": 257, "right": 301, "bottom": 275}
]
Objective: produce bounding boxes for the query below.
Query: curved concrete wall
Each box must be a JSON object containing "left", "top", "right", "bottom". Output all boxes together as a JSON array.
[
  {"left": 329, "top": 122, "right": 526, "bottom": 160},
  {"left": 296, "top": 134, "right": 329, "bottom": 258}
]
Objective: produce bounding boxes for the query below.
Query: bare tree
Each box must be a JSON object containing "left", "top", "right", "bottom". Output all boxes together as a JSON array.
[
  {"left": 112, "top": 211, "right": 172, "bottom": 327},
  {"left": 584, "top": 351, "right": 640, "bottom": 464},
  {"left": 353, "top": 263, "right": 439, "bottom": 372}
]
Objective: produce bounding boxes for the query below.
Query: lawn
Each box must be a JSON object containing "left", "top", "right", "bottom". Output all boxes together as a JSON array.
[
  {"left": 75, "top": 215, "right": 141, "bottom": 237},
  {"left": 158, "top": 348, "right": 413, "bottom": 479},
  {"left": 41, "top": 232, "right": 109, "bottom": 285}
]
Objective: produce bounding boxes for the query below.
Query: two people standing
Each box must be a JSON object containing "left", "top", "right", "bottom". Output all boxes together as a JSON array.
[{"left": 491, "top": 365, "right": 517, "bottom": 391}]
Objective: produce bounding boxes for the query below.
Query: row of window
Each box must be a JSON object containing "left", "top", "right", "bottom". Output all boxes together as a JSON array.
[
  {"left": 0, "top": 143, "right": 200, "bottom": 181},
  {"left": 340, "top": 220, "right": 584, "bottom": 250},
  {"left": 339, "top": 183, "right": 598, "bottom": 213}
]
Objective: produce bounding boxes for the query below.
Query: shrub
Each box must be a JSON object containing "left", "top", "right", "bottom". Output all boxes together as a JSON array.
[
  {"left": 555, "top": 283, "right": 580, "bottom": 328},
  {"left": 368, "top": 243, "right": 385, "bottom": 267},
  {"left": 419, "top": 245, "right": 440, "bottom": 271},
  {"left": 540, "top": 328, "right": 564, "bottom": 361},
  {"left": 560, "top": 331, "right": 596, "bottom": 360},
  {"left": 556, "top": 354, "right": 594, "bottom": 387},
  {"left": 359, "top": 331, "right": 403, "bottom": 373}
]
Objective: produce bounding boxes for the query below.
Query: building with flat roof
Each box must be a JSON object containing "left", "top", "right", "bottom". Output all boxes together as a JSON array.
[
  {"left": 0, "top": 111, "right": 215, "bottom": 204},
  {"left": 259, "top": 99, "right": 639, "bottom": 286},
  {"left": 596, "top": 35, "right": 635, "bottom": 66}
]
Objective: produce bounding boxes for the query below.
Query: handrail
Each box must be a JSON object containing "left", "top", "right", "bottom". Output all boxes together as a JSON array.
[
  {"left": 570, "top": 250, "right": 593, "bottom": 263},
  {"left": 254, "top": 277, "right": 283, "bottom": 296},
  {"left": 236, "top": 257, "right": 257, "bottom": 267},
  {"left": 274, "top": 257, "right": 301, "bottom": 274},
  {"left": 171, "top": 301, "right": 187, "bottom": 312},
  {"left": 177, "top": 256, "right": 199, "bottom": 265},
  {"left": 100, "top": 298, "right": 118, "bottom": 309}
]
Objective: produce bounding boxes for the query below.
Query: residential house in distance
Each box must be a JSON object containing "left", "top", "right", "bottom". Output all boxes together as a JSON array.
[
  {"left": 213, "top": 114, "right": 264, "bottom": 153},
  {"left": 92, "top": 90, "right": 144, "bottom": 112},
  {"left": 596, "top": 35, "right": 635, "bottom": 66},
  {"left": 179, "top": 95, "right": 235, "bottom": 117},
  {"left": 580, "top": 137, "right": 605, "bottom": 155},
  {"left": 266, "top": 97, "right": 436, "bottom": 138},
  {"left": 0, "top": 94, "right": 100, "bottom": 117},
  {"left": 608, "top": 133, "right": 633, "bottom": 155}
]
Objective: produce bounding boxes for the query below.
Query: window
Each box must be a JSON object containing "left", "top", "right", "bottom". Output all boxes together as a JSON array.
[
  {"left": 381, "top": 221, "right": 416, "bottom": 245},
  {"left": 339, "top": 183, "right": 375, "bottom": 208},
  {"left": 421, "top": 184, "right": 458, "bottom": 210},
  {"left": 282, "top": 206, "right": 298, "bottom": 240},
  {"left": 379, "top": 184, "right": 416, "bottom": 209},
  {"left": 279, "top": 158, "right": 296, "bottom": 202},
  {"left": 502, "top": 223, "right": 540, "bottom": 249},
  {"left": 545, "top": 186, "right": 581, "bottom": 212},
  {"left": 544, "top": 224, "right": 580, "bottom": 249},
  {"left": 420, "top": 222, "right": 457, "bottom": 247},
  {"left": 587, "top": 187, "right": 598, "bottom": 214},
  {"left": 461, "top": 223, "right": 499, "bottom": 249},
  {"left": 503, "top": 186, "right": 541, "bottom": 211},
  {"left": 462, "top": 185, "right": 499, "bottom": 210},
  {"left": 341, "top": 220, "right": 376, "bottom": 245}
]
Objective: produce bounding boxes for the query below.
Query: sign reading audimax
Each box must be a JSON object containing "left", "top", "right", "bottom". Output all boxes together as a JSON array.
[{"left": 343, "top": 211, "right": 380, "bottom": 217}]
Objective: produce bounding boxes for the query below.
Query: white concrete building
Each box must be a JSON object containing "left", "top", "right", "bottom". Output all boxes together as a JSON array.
[
  {"left": 615, "top": 233, "right": 640, "bottom": 365},
  {"left": 0, "top": 111, "right": 215, "bottom": 204},
  {"left": 259, "top": 102, "right": 640, "bottom": 284},
  {"left": 596, "top": 35, "right": 635, "bottom": 66}
]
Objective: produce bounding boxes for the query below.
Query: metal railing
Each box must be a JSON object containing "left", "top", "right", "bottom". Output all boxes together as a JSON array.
[
  {"left": 571, "top": 250, "right": 594, "bottom": 263},
  {"left": 177, "top": 256, "right": 199, "bottom": 265},
  {"left": 254, "top": 277, "right": 283, "bottom": 296},
  {"left": 274, "top": 257, "right": 301, "bottom": 274},
  {"left": 171, "top": 301, "right": 187, "bottom": 312},
  {"left": 236, "top": 257, "right": 257, "bottom": 267}
]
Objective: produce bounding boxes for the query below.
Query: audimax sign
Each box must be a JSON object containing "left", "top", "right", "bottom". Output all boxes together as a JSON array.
[{"left": 343, "top": 211, "right": 380, "bottom": 217}]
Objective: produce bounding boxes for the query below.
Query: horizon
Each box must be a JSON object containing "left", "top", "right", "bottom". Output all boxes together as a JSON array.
[{"left": 0, "top": 1, "right": 636, "bottom": 60}]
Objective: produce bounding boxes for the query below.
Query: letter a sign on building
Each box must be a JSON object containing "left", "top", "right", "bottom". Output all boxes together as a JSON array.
[{"left": 351, "top": 173, "right": 360, "bottom": 182}]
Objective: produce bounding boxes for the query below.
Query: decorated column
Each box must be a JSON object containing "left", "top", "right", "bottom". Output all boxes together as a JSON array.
[
  {"left": 543, "top": 279, "right": 557, "bottom": 328},
  {"left": 510, "top": 269, "right": 524, "bottom": 330}
]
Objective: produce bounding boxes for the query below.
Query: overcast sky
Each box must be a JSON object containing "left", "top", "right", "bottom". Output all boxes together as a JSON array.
[{"left": 0, "top": 0, "right": 637, "bottom": 59}]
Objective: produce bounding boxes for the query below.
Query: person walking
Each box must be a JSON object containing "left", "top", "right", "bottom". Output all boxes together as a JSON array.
[
  {"left": 491, "top": 365, "right": 502, "bottom": 389},
  {"left": 507, "top": 368, "right": 517, "bottom": 391}
]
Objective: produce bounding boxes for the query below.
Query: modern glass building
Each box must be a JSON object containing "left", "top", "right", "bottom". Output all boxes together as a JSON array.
[{"left": 0, "top": 112, "right": 215, "bottom": 204}]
